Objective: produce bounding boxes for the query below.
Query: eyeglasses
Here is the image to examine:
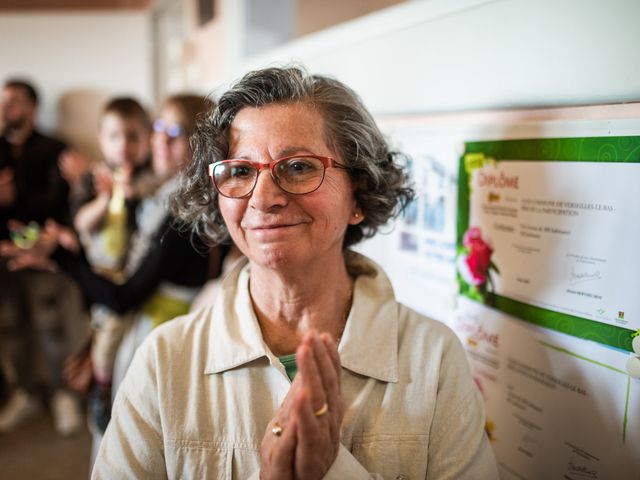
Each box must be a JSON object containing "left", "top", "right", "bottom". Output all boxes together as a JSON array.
[
  {"left": 153, "top": 119, "right": 185, "bottom": 138},
  {"left": 208, "top": 155, "right": 348, "bottom": 199}
]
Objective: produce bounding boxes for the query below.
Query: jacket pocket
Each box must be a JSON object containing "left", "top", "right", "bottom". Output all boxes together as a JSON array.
[
  {"left": 351, "top": 435, "right": 429, "bottom": 479},
  {"left": 165, "top": 439, "right": 232, "bottom": 480}
]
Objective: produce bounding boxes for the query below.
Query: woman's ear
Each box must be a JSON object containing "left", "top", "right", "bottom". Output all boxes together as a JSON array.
[{"left": 349, "top": 209, "right": 364, "bottom": 225}]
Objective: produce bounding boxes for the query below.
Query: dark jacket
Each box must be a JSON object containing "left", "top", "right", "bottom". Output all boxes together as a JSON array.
[{"left": 0, "top": 129, "right": 70, "bottom": 239}]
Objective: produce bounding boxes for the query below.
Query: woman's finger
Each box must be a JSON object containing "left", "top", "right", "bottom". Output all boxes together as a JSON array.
[
  {"left": 320, "top": 333, "right": 341, "bottom": 374},
  {"left": 293, "top": 388, "right": 337, "bottom": 479},
  {"left": 313, "top": 333, "right": 343, "bottom": 441},
  {"left": 297, "top": 334, "right": 327, "bottom": 412},
  {"left": 313, "top": 334, "right": 341, "bottom": 405},
  {"left": 277, "top": 363, "right": 305, "bottom": 426}
]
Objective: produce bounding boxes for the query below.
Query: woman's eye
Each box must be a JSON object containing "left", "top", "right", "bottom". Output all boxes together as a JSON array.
[
  {"left": 229, "top": 165, "right": 253, "bottom": 178},
  {"left": 290, "top": 162, "right": 312, "bottom": 172},
  {"left": 281, "top": 158, "right": 317, "bottom": 176}
]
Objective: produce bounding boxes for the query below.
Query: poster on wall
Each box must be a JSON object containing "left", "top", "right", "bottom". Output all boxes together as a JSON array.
[
  {"left": 455, "top": 296, "right": 639, "bottom": 479},
  {"left": 368, "top": 105, "right": 640, "bottom": 328},
  {"left": 456, "top": 134, "right": 640, "bottom": 479},
  {"left": 457, "top": 136, "right": 640, "bottom": 351},
  {"left": 365, "top": 105, "right": 640, "bottom": 480}
]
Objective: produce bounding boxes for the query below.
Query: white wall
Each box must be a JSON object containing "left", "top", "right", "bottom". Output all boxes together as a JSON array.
[
  {"left": 0, "top": 12, "right": 152, "bottom": 155},
  {"left": 217, "top": 3, "right": 640, "bottom": 476},
  {"left": 228, "top": 0, "right": 640, "bottom": 114}
]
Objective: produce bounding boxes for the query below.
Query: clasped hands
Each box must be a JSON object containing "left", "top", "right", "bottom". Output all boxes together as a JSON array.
[
  {"left": 261, "top": 331, "right": 344, "bottom": 480},
  {"left": 0, "top": 219, "right": 80, "bottom": 271},
  {"left": 93, "top": 163, "right": 135, "bottom": 199}
]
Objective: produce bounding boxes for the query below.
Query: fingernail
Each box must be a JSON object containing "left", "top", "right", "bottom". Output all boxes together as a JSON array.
[{"left": 321, "top": 333, "right": 334, "bottom": 346}]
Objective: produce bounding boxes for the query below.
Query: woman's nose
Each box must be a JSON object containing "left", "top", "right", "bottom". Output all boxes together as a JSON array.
[
  {"left": 248, "top": 169, "right": 287, "bottom": 210},
  {"left": 153, "top": 131, "right": 169, "bottom": 145}
]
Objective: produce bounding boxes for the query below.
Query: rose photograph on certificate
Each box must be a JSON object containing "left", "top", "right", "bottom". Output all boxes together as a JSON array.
[{"left": 457, "top": 226, "right": 500, "bottom": 305}]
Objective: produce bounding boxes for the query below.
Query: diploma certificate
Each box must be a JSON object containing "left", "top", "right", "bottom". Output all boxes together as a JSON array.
[
  {"left": 458, "top": 136, "right": 640, "bottom": 349},
  {"left": 468, "top": 160, "right": 639, "bottom": 330}
]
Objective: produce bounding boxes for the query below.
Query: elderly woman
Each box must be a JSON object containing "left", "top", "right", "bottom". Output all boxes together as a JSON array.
[{"left": 92, "top": 66, "right": 498, "bottom": 479}]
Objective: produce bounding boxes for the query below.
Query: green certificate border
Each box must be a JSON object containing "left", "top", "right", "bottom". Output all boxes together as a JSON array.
[{"left": 457, "top": 136, "right": 640, "bottom": 352}]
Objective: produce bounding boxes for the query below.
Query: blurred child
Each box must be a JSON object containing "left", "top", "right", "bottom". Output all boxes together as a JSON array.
[
  {"left": 72, "top": 97, "right": 157, "bottom": 274},
  {"left": 69, "top": 98, "right": 160, "bottom": 433}
]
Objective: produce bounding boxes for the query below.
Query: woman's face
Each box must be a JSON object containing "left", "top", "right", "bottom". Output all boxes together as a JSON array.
[
  {"left": 218, "top": 102, "right": 362, "bottom": 271},
  {"left": 151, "top": 104, "right": 191, "bottom": 180}
]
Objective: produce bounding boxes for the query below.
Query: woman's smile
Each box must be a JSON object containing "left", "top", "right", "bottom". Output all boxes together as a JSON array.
[{"left": 244, "top": 220, "right": 308, "bottom": 240}]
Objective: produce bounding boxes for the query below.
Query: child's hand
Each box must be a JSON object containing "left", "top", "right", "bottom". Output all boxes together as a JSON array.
[
  {"left": 59, "top": 150, "right": 92, "bottom": 189},
  {"left": 121, "top": 162, "right": 136, "bottom": 199},
  {"left": 45, "top": 219, "right": 80, "bottom": 253},
  {"left": 93, "top": 165, "right": 114, "bottom": 196}
]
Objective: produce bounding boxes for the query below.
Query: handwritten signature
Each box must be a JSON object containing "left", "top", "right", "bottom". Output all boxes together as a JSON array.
[
  {"left": 569, "top": 267, "right": 601, "bottom": 285},
  {"left": 567, "top": 456, "right": 597, "bottom": 478}
]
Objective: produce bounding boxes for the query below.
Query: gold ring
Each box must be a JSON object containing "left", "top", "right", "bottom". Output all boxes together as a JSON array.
[
  {"left": 271, "top": 423, "right": 283, "bottom": 437},
  {"left": 314, "top": 403, "right": 329, "bottom": 417}
]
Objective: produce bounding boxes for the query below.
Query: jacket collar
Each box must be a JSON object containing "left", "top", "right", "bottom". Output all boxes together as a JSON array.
[
  {"left": 204, "top": 258, "right": 273, "bottom": 374},
  {"left": 339, "top": 253, "right": 399, "bottom": 383},
  {"left": 204, "top": 253, "right": 399, "bottom": 384}
]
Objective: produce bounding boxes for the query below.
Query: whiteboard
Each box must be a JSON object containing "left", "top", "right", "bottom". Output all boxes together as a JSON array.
[{"left": 356, "top": 103, "right": 640, "bottom": 479}]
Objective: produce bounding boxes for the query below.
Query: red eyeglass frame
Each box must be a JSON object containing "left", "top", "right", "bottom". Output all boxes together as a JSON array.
[{"left": 208, "top": 154, "right": 348, "bottom": 198}]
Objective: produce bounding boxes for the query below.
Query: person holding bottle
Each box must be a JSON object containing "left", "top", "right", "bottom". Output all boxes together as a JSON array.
[
  {"left": 65, "top": 97, "right": 158, "bottom": 439},
  {"left": 70, "top": 97, "right": 156, "bottom": 277}
]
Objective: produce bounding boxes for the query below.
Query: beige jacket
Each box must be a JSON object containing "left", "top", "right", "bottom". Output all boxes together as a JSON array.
[{"left": 93, "top": 254, "right": 498, "bottom": 479}]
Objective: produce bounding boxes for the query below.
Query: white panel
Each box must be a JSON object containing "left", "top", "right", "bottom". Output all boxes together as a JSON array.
[
  {"left": 0, "top": 13, "right": 152, "bottom": 136},
  {"left": 232, "top": 0, "right": 640, "bottom": 115}
]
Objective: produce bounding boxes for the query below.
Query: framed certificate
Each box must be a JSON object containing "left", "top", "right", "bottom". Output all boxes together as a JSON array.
[{"left": 458, "top": 136, "right": 639, "bottom": 351}]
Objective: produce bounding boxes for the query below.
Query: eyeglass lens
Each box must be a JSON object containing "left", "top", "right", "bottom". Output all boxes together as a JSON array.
[
  {"left": 213, "top": 156, "right": 326, "bottom": 198},
  {"left": 153, "top": 119, "right": 185, "bottom": 138}
]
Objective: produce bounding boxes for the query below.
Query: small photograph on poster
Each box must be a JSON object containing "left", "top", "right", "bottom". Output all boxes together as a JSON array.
[{"left": 368, "top": 122, "right": 461, "bottom": 323}]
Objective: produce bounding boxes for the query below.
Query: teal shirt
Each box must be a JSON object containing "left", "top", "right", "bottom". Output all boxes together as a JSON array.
[{"left": 279, "top": 354, "right": 298, "bottom": 381}]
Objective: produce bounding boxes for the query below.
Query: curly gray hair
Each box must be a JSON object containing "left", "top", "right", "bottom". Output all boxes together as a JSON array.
[{"left": 172, "top": 65, "right": 414, "bottom": 248}]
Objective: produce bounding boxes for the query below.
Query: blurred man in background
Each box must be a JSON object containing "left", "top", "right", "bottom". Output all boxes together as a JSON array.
[{"left": 0, "top": 79, "right": 88, "bottom": 436}]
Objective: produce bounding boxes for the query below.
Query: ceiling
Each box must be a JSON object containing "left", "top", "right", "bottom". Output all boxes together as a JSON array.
[{"left": 0, "top": 0, "right": 153, "bottom": 10}]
